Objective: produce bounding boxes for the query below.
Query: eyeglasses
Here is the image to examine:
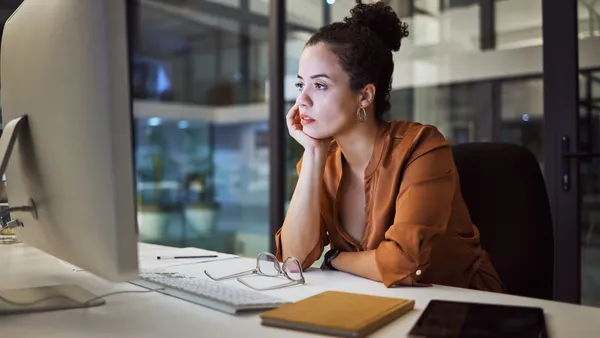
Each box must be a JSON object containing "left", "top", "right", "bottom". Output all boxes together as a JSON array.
[{"left": 204, "top": 252, "right": 305, "bottom": 291}]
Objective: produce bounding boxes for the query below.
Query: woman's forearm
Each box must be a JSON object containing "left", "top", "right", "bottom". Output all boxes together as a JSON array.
[
  {"left": 331, "top": 250, "right": 382, "bottom": 282},
  {"left": 280, "top": 149, "right": 328, "bottom": 265}
]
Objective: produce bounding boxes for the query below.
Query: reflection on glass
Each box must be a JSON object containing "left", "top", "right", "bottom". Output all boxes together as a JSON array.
[
  {"left": 579, "top": 0, "right": 600, "bottom": 307},
  {"left": 495, "top": 0, "right": 595, "bottom": 49},
  {"left": 132, "top": 0, "right": 271, "bottom": 258},
  {"left": 581, "top": 158, "right": 600, "bottom": 308},
  {"left": 395, "top": 84, "right": 481, "bottom": 144},
  {"left": 495, "top": 0, "right": 542, "bottom": 50},
  {"left": 577, "top": 0, "right": 600, "bottom": 41},
  {"left": 500, "top": 79, "right": 544, "bottom": 164},
  {"left": 580, "top": 71, "right": 600, "bottom": 307}
]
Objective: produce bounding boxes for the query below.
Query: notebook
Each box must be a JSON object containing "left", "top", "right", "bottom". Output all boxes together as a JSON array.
[{"left": 259, "top": 291, "right": 415, "bottom": 338}]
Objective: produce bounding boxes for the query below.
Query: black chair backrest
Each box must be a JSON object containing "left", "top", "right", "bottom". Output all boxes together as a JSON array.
[{"left": 451, "top": 142, "right": 554, "bottom": 300}]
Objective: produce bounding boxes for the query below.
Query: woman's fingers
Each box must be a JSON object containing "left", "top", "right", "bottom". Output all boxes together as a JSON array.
[
  {"left": 286, "top": 104, "right": 300, "bottom": 131},
  {"left": 285, "top": 103, "right": 330, "bottom": 150}
]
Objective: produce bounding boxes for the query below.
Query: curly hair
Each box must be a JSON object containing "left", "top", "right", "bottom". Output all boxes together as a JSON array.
[{"left": 305, "top": 0, "right": 409, "bottom": 120}]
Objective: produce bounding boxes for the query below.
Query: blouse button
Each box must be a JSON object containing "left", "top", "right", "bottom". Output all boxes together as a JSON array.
[{"left": 415, "top": 269, "right": 422, "bottom": 276}]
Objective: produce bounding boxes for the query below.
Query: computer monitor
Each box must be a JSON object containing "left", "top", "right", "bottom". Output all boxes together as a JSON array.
[{"left": 0, "top": 0, "right": 138, "bottom": 311}]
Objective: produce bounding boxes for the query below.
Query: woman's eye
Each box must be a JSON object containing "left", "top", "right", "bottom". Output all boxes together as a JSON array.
[
  {"left": 295, "top": 82, "right": 304, "bottom": 91},
  {"left": 314, "top": 83, "right": 327, "bottom": 90}
]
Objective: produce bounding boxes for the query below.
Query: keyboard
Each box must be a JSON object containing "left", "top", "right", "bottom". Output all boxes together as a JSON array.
[{"left": 131, "top": 270, "right": 290, "bottom": 315}]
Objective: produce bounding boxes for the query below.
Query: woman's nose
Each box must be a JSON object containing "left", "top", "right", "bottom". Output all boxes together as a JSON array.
[{"left": 296, "top": 90, "right": 312, "bottom": 109}]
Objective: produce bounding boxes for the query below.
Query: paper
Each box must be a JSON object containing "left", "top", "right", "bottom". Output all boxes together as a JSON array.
[
  {"left": 139, "top": 246, "right": 238, "bottom": 270},
  {"left": 57, "top": 245, "right": 239, "bottom": 272}
]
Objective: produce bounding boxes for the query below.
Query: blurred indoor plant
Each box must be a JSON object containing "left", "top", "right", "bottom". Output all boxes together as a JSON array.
[
  {"left": 136, "top": 126, "right": 177, "bottom": 242},
  {"left": 180, "top": 124, "right": 219, "bottom": 236},
  {"left": 184, "top": 172, "right": 218, "bottom": 235}
]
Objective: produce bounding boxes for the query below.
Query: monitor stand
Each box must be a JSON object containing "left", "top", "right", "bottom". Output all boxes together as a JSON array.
[
  {"left": 0, "top": 115, "right": 38, "bottom": 228},
  {"left": 0, "top": 115, "right": 29, "bottom": 180},
  {"left": 0, "top": 115, "right": 105, "bottom": 315},
  {"left": 0, "top": 285, "right": 106, "bottom": 315}
]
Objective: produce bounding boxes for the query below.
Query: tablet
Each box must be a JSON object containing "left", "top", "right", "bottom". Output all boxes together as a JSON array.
[{"left": 408, "top": 299, "right": 548, "bottom": 338}]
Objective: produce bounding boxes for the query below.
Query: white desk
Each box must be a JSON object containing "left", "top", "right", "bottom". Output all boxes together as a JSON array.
[{"left": 1, "top": 242, "right": 599, "bottom": 338}]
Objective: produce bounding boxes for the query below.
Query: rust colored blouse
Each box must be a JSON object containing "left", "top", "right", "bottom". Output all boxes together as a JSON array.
[{"left": 275, "top": 120, "right": 506, "bottom": 293}]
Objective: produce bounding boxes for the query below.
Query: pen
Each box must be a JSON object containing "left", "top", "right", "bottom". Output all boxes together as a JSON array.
[{"left": 156, "top": 255, "right": 218, "bottom": 260}]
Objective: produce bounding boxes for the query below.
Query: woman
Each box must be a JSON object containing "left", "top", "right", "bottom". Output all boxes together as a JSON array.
[{"left": 275, "top": 1, "right": 505, "bottom": 293}]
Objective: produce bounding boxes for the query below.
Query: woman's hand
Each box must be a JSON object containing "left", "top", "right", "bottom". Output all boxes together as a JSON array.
[{"left": 286, "top": 103, "right": 332, "bottom": 151}]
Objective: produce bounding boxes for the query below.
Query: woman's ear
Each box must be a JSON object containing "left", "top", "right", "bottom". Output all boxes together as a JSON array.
[{"left": 359, "top": 84, "right": 376, "bottom": 108}]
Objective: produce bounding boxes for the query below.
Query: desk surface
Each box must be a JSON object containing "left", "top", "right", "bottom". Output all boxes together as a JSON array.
[{"left": 1, "top": 242, "right": 599, "bottom": 338}]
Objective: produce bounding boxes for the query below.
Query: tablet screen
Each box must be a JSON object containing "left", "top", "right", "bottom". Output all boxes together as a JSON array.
[{"left": 408, "top": 300, "right": 548, "bottom": 338}]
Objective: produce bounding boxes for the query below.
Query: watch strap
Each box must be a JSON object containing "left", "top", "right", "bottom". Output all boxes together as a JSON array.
[{"left": 322, "top": 248, "right": 342, "bottom": 270}]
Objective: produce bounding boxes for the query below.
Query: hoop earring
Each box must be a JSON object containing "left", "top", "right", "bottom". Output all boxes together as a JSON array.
[{"left": 356, "top": 107, "right": 367, "bottom": 122}]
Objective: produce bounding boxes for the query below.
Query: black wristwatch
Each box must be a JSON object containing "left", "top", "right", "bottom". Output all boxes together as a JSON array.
[{"left": 322, "top": 248, "right": 342, "bottom": 270}]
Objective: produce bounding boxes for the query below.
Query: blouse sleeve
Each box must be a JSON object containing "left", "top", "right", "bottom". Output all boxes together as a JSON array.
[{"left": 374, "top": 126, "right": 456, "bottom": 287}]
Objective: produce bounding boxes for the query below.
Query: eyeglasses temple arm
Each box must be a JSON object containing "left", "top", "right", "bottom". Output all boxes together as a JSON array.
[
  {"left": 236, "top": 278, "right": 303, "bottom": 291},
  {"left": 204, "top": 269, "right": 256, "bottom": 281}
]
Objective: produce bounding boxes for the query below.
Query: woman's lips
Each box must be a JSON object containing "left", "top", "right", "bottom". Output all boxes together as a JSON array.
[{"left": 300, "top": 114, "right": 315, "bottom": 125}]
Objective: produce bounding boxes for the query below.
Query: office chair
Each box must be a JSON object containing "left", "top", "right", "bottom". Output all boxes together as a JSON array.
[{"left": 451, "top": 142, "right": 554, "bottom": 300}]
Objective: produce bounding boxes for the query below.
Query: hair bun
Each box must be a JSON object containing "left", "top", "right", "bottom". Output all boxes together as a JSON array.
[{"left": 345, "top": 1, "right": 409, "bottom": 52}]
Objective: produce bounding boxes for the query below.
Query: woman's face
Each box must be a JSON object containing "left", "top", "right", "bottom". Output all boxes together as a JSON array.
[{"left": 295, "top": 43, "right": 362, "bottom": 140}]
